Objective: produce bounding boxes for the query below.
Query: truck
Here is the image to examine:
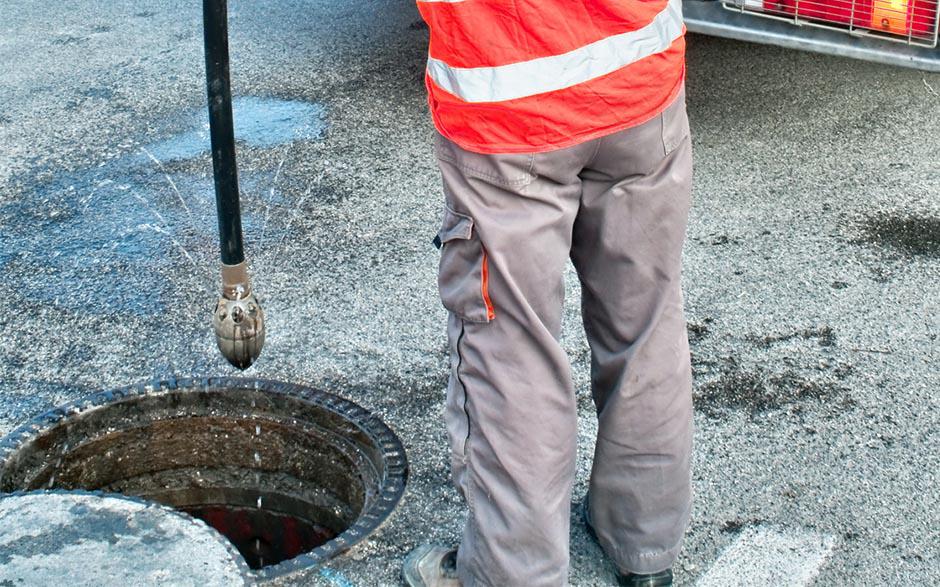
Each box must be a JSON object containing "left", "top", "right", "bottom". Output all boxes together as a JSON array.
[{"left": 683, "top": 0, "right": 939, "bottom": 70}]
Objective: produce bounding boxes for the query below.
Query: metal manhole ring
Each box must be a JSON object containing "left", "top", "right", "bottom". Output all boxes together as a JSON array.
[{"left": 0, "top": 377, "right": 409, "bottom": 581}]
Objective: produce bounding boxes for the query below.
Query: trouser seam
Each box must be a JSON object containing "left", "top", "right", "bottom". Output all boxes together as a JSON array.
[
  {"left": 453, "top": 318, "right": 485, "bottom": 582},
  {"left": 454, "top": 320, "right": 471, "bottom": 457}
]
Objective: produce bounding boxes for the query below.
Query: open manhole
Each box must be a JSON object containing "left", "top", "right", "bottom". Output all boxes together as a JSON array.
[{"left": 0, "top": 377, "right": 408, "bottom": 581}]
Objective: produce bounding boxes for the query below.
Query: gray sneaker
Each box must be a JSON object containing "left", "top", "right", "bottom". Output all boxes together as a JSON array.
[{"left": 402, "top": 545, "right": 459, "bottom": 587}]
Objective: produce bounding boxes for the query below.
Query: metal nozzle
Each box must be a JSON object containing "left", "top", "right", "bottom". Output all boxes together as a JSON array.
[{"left": 212, "top": 262, "right": 265, "bottom": 369}]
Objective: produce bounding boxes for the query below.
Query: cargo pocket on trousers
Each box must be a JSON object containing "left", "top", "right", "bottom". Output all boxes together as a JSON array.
[
  {"left": 662, "top": 87, "right": 691, "bottom": 156},
  {"left": 435, "top": 206, "right": 495, "bottom": 323}
]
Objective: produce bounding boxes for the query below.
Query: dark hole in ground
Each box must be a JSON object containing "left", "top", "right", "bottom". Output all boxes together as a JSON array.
[
  {"left": 857, "top": 213, "right": 940, "bottom": 258},
  {"left": 182, "top": 497, "right": 337, "bottom": 569}
]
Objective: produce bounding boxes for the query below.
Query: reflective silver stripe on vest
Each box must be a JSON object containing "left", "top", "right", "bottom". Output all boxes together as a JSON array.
[{"left": 426, "top": 0, "right": 684, "bottom": 103}]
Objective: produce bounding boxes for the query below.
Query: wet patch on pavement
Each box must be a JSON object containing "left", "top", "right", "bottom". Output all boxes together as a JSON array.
[
  {"left": 0, "top": 96, "right": 329, "bottom": 316},
  {"left": 1, "top": 167, "right": 219, "bottom": 316},
  {"left": 855, "top": 213, "right": 940, "bottom": 259},
  {"left": 694, "top": 356, "right": 853, "bottom": 418},
  {"left": 143, "top": 97, "right": 327, "bottom": 163}
]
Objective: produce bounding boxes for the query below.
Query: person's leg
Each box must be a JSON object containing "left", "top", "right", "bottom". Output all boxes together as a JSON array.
[
  {"left": 570, "top": 91, "right": 694, "bottom": 576},
  {"left": 434, "top": 133, "right": 590, "bottom": 586}
]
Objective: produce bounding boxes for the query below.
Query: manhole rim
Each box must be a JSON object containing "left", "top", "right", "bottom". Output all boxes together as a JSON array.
[{"left": 0, "top": 377, "right": 409, "bottom": 581}]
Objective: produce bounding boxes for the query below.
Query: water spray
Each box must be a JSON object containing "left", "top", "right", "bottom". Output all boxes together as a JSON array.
[{"left": 204, "top": 0, "right": 265, "bottom": 369}]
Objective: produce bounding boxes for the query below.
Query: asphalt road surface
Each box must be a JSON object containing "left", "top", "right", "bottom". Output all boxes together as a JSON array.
[{"left": 0, "top": 1, "right": 938, "bottom": 585}]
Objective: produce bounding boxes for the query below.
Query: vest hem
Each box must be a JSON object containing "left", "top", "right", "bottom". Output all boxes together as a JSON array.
[{"left": 431, "top": 70, "right": 686, "bottom": 156}]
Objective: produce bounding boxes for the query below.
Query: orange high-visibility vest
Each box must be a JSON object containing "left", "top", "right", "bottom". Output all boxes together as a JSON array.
[{"left": 417, "top": 0, "right": 687, "bottom": 154}]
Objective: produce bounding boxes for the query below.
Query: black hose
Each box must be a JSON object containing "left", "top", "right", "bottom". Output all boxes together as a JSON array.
[{"left": 203, "top": 0, "right": 244, "bottom": 266}]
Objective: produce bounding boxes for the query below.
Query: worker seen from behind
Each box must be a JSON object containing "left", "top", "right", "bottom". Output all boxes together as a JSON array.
[{"left": 402, "top": 0, "right": 693, "bottom": 585}]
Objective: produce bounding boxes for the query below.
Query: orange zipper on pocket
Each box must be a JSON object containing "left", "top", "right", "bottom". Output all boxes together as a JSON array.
[{"left": 481, "top": 249, "right": 495, "bottom": 321}]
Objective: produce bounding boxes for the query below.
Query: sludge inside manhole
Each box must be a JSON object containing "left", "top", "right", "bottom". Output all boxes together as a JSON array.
[{"left": 0, "top": 377, "right": 408, "bottom": 579}]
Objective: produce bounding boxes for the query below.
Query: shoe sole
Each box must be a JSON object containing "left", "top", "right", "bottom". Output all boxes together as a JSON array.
[{"left": 401, "top": 544, "right": 435, "bottom": 587}]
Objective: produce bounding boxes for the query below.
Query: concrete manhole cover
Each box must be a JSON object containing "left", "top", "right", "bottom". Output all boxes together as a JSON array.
[
  {"left": 0, "top": 491, "right": 250, "bottom": 586},
  {"left": 0, "top": 377, "right": 408, "bottom": 582}
]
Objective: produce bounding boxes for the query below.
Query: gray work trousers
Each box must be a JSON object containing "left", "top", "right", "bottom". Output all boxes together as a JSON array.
[{"left": 434, "top": 90, "right": 693, "bottom": 587}]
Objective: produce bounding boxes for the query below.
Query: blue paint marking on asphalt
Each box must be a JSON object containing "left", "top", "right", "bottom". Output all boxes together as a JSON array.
[
  {"left": 318, "top": 568, "right": 356, "bottom": 587},
  {"left": 144, "top": 97, "right": 326, "bottom": 162}
]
